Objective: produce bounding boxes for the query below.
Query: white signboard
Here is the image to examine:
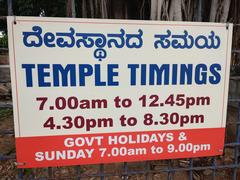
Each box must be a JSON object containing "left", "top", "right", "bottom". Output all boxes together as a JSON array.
[{"left": 7, "top": 16, "right": 232, "bottom": 168}]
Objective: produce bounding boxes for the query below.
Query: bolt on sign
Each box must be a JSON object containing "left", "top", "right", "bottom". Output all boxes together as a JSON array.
[{"left": 7, "top": 16, "right": 233, "bottom": 168}]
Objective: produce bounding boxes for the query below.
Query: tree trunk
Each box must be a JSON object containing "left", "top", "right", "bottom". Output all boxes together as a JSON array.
[
  {"left": 100, "top": 0, "right": 108, "bottom": 18},
  {"left": 220, "top": 0, "right": 231, "bottom": 22},
  {"left": 81, "top": 0, "right": 87, "bottom": 18},
  {"left": 66, "top": 0, "right": 72, "bottom": 17},
  {"left": 209, "top": 0, "right": 218, "bottom": 22},
  {"left": 88, "top": 0, "right": 94, "bottom": 18},
  {"left": 66, "top": 0, "right": 76, "bottom": 17},
  {"left": 72, "top": 0, "right": 76, "bottom": 17},
  {"left": 150, "top": 0, "right": 157, "bottom": 20},
  {"left": 162, "top": 0, "right": 170, "bottom": 20},
  {"left": 197, "top": 0, "right": 203, "bottom": 21},
  {"left": 111, "top": 0, "right": 127, "bottom": 19},
  {"left": 157, "top": 0, "right": 164, "bottom": 20},
  {"left": 169, "top": 0, "right": 182, "bottom": 21},
  {"left": 150, "top": 0, "right": 164, "bottom": 20}
]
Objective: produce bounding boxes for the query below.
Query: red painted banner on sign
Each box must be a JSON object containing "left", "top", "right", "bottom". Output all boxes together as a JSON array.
[{"left": 16, "top": 128, "right": 225, "bottom": 168}]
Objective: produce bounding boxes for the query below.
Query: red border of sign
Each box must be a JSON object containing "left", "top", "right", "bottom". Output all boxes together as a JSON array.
[{"left": 16, "top": 127, "right": 225, "bottom": 168}]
